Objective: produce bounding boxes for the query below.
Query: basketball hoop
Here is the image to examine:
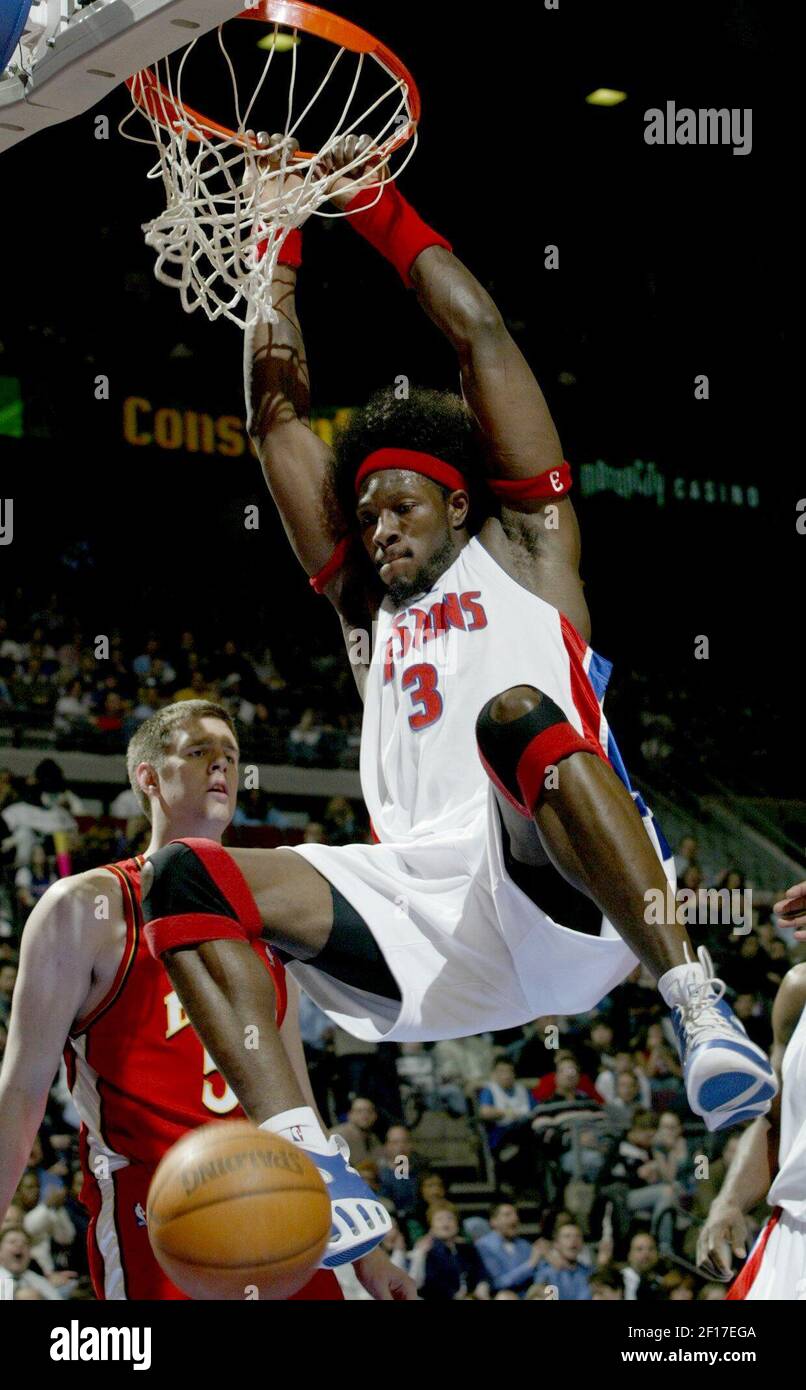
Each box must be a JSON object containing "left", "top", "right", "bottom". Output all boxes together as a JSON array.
[{"left": 120, "top": 1, "right": 420, "bottom": 329}]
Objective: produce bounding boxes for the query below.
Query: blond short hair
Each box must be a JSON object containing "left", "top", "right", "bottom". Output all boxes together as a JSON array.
[{"left": 126, "top": 700, "right": 237, "bottom": 820}]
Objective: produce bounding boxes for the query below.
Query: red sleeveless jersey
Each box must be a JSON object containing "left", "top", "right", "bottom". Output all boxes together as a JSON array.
[
  {"left": 64, "top": 855, "right": 288, "bottom": 1169},
  {"left": 61, "top": 855, "right": 345, "bottom": 1301}
]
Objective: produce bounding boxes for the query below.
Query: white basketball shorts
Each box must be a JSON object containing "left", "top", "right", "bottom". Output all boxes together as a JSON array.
[{"left": 285, "top": 784, "right": 674, "bottom": 1044}]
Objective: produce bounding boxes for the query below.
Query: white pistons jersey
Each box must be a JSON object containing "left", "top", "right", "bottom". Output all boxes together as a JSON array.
[
  {"left": 361, "top": 535, "right": 606, "bottom": 845},
  {"left": 768, "top": 1000, "right": 806, "bottom": 1220},
  {"left": 288, "top": 532, "right": 672, "bottom": 1044}
]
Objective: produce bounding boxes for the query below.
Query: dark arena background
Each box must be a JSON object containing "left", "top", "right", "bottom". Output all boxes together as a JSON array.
[{"left": 0, "top": 0, "right": 801, "bottom": 1340}]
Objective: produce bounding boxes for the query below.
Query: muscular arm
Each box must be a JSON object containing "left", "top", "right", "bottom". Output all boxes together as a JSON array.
[
  {"left": 697, "top": 964, "right": 806, "bottom": 1275},
  {"left": 245, "top": 264, "right": 338, "bottom": 577},
  {"left": 0, "top": 876, "right": 106, "bottom": 1217},
  {"left": 409, "top": 245, "right": 588, "bottom": 636},
  {"left": 244, "top": 259, "right": 375, "bottom": 686}
]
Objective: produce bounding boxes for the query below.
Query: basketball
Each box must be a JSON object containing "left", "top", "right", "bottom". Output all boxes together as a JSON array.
[{"left": 147, "top": 1122, "right": 331, "bottom": 1300}]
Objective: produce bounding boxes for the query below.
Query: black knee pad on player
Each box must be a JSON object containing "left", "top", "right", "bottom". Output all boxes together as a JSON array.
[
  {"left": 476, "top": 688, "right": 570, "bottom": 810},
  {"left": 142, "top": 839, "right": 261, "bottom": 959},
  {"left": 307, "top": 883, "right": 402, "bottom": 1003}
]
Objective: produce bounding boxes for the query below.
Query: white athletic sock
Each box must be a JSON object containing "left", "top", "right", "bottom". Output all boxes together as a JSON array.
[
  {"left": 259, "top": 1106, "right": 332, "bottom": 1155},
  {"left": 658, "top": 959, "right": 709, "bottom": 1008}
]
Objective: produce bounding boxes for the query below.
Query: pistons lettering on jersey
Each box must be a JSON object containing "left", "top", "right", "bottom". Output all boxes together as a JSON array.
[{"left": 383, "top": 590, "right": 488, "bottom": 684}]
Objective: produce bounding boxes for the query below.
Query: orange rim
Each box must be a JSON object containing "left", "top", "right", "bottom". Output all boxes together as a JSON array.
[{"left": 125, "top": 0, "right": 420, "bottom": 156}]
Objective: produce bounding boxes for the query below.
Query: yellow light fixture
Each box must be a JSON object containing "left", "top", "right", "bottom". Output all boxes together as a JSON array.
[
  {"left": 585, "top": 88, "right": 627, "bottom": 107},
  {"left": 257, "top": 31, "right": 301, "bottom": 52}
]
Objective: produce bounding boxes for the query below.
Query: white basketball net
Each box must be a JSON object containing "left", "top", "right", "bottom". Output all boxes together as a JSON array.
[{"left": 120, "top": 19, "right": 418, "bottom": 329}]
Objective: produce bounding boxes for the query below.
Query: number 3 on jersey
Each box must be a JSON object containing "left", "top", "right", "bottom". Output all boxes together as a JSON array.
[{"left": 402, "top": 663, "right": 443, "bottom": 730}]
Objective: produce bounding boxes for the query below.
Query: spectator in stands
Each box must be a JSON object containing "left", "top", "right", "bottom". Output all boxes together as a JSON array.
[
  {"left": 232, "top": 789, "right": 270, "bottom": 828},
  {"left": 302, "top": 822, "right": 328, "bottom": 845},
  {"left": 590, "top": 1266, "right": 624, "bottom": 1300},
  {"left": 662, "top": 1271, "right": 696, "bottom": 1300},
  {"left": 247, "top": 701, "right": 276, "bottom": 746},
  {"left": 532, "top": 1219, "right": 599, "bottom": 1300},
  {"left": 532, "top": 1050, "right": 603, "bottom": 1104},
  {"left": 333, "top": 1096, "right": 383, "bottom": 1165},
  {"left": 53, "top": 679, "right": 96, "bottom": 737},
  {"left": 0, "top": 1228, "right": 62, "bottom": 1301},
  {"left": 133, "top": 637, "right": 174, "bottom": 684},
  {"left": 396, "top": 1042, "right": 467, "bottom": 1119},
  {"left": 433, "top": 1032, "right": 495, "bottom": 1096},
  {"left": 620, "top": 1231, "right": 663, "bottom": 1300},
  {"left": 478, "top": 1056, "right": 539, "bottom": 1187},
  {"left": 12, "top": 655, "right": 54, "bottom": 713},
  {"left": 681, "top": 864, "right": 703, "bottom": 897},
  {"left": 14, "top": 1170, "right": 75, "bottom": 1276},
  {"left": 288, "top": 708, "right": 327, "bottom": 766},
  {"left": 674, "top": 834, "right": 700, "bottom": 879},
  {"left": 698, "top": 1282, "right": 727, "bottom": 1301},
  {"left": 651, "top": 1112, "right": 690, "bottom": 1186},
  {"left": 598, "top": 1111, "right": 677, "bottom": 1254},
  {"left": 577, "top": 1019, "right": 618, "bottom": 1082},
  {"left": 598, "top": 1063, "right": 650, "bottom": 1124},
  {"left": 173, "top": 669, "right": 213, "bottom": 704},
  {"left": 376, "top": 1125, "right": 424, "bottom": 1222},
  {"left": 475, "top": 1203, "right": 546, "bottom": 1296},
  {"left": 323, "top": 796, "right": 358, "bottom": 846},
  {"left": 726, "top": 932, "right": 761, "bottom": 989},
  {"left": 213, "top": 639, "right": 258, "bottom": 694},
  {"left": 25, "top": 1135, "right": 66, "bottom": 1201},
  {"left": 411, "top": 1203, "right": 491, "bottom": 1301},
  {"left": 96, "top": 691, "right": 126, "bottom": 739},
  {"left": 15, "top": 845, "right": 56, "bottom": 913},
  {"left": 35, "top": 760, "right": 85, "bottom": 818},
  {"left": 405, "top": 1172, "right": 448, "bottom": 1244},
  {"left": 146, "top": 656, "right": 177, "bottom": 691}
]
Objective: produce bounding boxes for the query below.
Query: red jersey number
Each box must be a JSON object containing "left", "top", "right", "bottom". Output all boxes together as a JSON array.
[{"left": 402, "top": 663, "right": 443, "bottom": 731}]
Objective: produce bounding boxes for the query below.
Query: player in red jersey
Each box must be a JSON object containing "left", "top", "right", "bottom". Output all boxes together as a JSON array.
[{"left": 0, "top": 699, "right": 413, "bottom": 1300}]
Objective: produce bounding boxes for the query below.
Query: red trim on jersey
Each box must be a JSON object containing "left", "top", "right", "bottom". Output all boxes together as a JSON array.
[
  {"left": 488, "top": 461, "right": 572, "bottom": 501},
  {"left": 516, "top": 725, "right": 604, "bottom": 813},
  {"left": 71, "top": 862, "right": 139, "bottom": 1036},
  {"left": 726, "top": 1208, "right": 781, "bottom": 1300},
  {"left": 559, "top": 614, "right": 607, "bottom": 750},
  {"left": 78, "top": 1125, "right": 106, "bottom": 1300}
]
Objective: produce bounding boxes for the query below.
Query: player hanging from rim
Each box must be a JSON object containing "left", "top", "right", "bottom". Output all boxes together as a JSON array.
[
  {"left": 696, "top": 883, "right": 806, "bottom": 1300},
  {"left": 0, "top": 700, "right": 414, "bottom": 1297},
  {"left": 138, "top": 134, "right": 775, "bottom": 1267}
]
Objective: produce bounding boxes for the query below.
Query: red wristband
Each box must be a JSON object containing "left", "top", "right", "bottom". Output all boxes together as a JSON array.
[
  {"left": 309, "top": 534, "right": 353, "bottom": 595},
  {"left": 488, "top": 461, "right": 572, "bottom": 502},
  {"left": 256, "top": 226, "right": 303, "bottom": 267},
  {"left": 344, "top": 181, "right": 452, "bottom": 287}
]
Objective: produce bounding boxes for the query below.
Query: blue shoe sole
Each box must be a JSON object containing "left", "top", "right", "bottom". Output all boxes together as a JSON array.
[
  {"left": 698, "top": 1074, "right": 775, "bottom": 1112},
  {"left": 321, "top": 1233, "right": 384, "bottom": 1268}
]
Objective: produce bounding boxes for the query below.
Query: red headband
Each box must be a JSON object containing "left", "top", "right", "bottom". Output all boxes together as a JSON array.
[{"left": 354, "top": 448, "right": 468, "bottom": 497}]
